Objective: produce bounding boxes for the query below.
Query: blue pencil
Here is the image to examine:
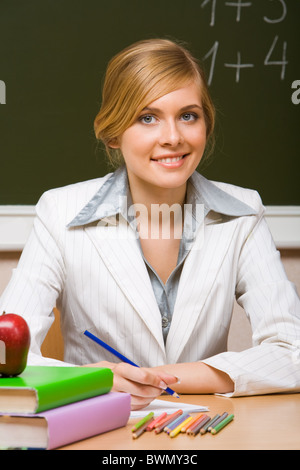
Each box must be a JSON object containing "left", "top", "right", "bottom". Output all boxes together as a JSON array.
[{"left": 84, "top": 330, "right": 179, "bottom": 398}]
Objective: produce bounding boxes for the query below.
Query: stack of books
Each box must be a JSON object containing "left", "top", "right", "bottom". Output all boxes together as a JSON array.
[{"left": 0, "top": 365, "right": 131, "bottom": 449}]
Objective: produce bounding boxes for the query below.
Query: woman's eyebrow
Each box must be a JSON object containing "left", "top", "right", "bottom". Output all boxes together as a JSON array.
[
  {"left": 141, "top": 104, "right": 203, "bottom": 113},
  {"left": 180, "top": 104, "right": 203, "bottom": 111}
]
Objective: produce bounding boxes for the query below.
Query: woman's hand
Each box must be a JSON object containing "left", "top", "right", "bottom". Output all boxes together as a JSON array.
[
  {"left": 84, "top": 360, "right": 234, "bottom": 409},
  {"left": 83, "top": 360, "right": 179, "bottom": 410}
]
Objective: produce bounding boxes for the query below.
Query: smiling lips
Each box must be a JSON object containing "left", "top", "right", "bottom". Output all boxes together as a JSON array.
[{"left": 151, "top": 153, "right": 188, "bottom": 167}]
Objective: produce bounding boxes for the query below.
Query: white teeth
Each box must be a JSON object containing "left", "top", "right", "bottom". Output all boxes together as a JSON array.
[{"left": 158, "top": 155, "right": 184, "bottom": 163}]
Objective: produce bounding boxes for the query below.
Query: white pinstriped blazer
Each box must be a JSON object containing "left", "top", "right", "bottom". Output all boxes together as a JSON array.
[{"left": 1, "top": 168, "right": 300, "bottom": 397}]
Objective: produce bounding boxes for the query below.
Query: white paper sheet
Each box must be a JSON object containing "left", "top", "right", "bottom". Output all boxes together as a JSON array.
[{"left": 130, "top": 399, "right": 209, "bottom": 418}]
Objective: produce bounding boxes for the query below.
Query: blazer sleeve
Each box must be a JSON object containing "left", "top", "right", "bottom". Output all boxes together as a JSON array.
[
  {"left": 202, "top": 203, "right": 300, "bottom": 396},
  {"left": 0, "top": 190, "right": 72, "bottom": 366}
]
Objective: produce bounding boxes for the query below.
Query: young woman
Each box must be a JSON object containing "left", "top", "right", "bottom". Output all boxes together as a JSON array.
[{"left": 1, "top": 39, "right": 300, "bottom": 410}]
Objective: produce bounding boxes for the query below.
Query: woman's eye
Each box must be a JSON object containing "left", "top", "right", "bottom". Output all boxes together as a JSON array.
[
  {"left": 181, "top": 113, "right": 197, "bottom": 122},
  {"left": 139, "top": 115, "right": 156, "bottom": 124}
]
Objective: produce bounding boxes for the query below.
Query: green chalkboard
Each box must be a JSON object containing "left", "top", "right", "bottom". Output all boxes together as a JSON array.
[{"left": 0, "top": 0, "right": 299, "bottom": 205}]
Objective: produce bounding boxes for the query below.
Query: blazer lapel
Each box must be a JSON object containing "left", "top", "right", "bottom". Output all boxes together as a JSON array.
[
  {"left": 84, "top": 216, "right": 166, "bottom": 356},
  {"left": 166, "top": 217, "right": 239, "bottom": 364}
]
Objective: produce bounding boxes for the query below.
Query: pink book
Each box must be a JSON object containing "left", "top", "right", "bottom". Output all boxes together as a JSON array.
[{"left": 0, "top": 392, "right": 131, "bottom": 449}]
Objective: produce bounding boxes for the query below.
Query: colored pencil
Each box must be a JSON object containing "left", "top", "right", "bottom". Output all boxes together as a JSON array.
[
  {"left": 146, "top": 412, "right": 167, "bottom": 431},
  {"left": 211, "top": 414, "right": 234, "bottom": 434},
  {"left": 164, "top": 413, "right": 190, "bottom": 433},
  {"left": 154, "top": 409, "right": 183, "bottom": 428},
  {"left": 200, "top": 414, "right": 220, "bottom": 434},
  {"left": 131, "top": 412, "right": 154, "bottom": 432},
  {"left": 186, "top": 414, "right": 209, "bottom": 434},
  {"left": 181, "top": 413, "right": 204, "bottom": 432},
  {"left": 169, "top": 416, "right": 193, "bottom": 438},
  {"left": 208, "top": 412, "right": 228, "bottom": 431},
  {"left": 187, "top": 415, "right": 211, "bottom": 436},
  {"left": 154, "top": 410, "right": 183, "bottom": 434},
  {"left": 84, "top": 330, "right": 180, "bottom": 398},
  {"left": 155, "top": 410, "right": 183, "bottom": 427},
  {"left": 132, "top": 418, "right": 154, "bottom": 439}
]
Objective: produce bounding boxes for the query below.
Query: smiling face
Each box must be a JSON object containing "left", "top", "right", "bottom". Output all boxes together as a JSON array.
[{"left": 111, "top": 82, "right": 207, "bottom": 196}]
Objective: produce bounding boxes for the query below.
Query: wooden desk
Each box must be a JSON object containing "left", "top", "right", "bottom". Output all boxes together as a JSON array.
[{"left": 58, "top": 393, "right": 300, "bottom": 450}]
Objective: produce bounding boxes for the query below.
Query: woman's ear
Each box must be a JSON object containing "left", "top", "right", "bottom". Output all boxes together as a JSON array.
[{"left": 108, "top": 137, "right": 120, "bottom": 149}]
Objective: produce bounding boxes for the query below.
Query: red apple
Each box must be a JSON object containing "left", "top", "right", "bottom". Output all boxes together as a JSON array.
[{"left": 0, "top": 312, "right": 31, "bottom": 377}]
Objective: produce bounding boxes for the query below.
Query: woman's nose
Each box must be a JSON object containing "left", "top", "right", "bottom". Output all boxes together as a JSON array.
[{"left": 158, "top": 120, "right": 184, "bottom": 147}]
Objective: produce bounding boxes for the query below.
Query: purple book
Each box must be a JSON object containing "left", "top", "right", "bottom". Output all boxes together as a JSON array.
[{"left": 0, "top": 392, "right": 131, "bottom": 449}]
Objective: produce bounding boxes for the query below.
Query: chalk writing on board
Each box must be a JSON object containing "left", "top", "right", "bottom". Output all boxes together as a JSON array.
[
  {"left": 224, "top": 52, "right": 254, "bottom": 83},
  {"left": 264, "top": 35, "right": 288, "bottom": 81},
  {"left": 200, "top": 0, "right": 289, "bottom": 84},
  {"left": 263, "top": 0, "right": 287, "bottom": 24},
  {"left": 225, "top": 1, "right": 252, "bottom": 22},
  {"left": 0, "top": 80, "right": 6, "bottom": 104},
  {"left": 201, "top": 0, "right": 287, "bottom": 26},
  {"left": 203, "top": 35, "right": 288, "bottom": 85},
  {"left": 291, "top": 80, "right": 300, "bottom": 105}
]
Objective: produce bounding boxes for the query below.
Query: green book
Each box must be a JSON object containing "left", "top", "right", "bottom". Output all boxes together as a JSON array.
[{"left": 0, "top": 365, "right": 113, "bottom": 414}]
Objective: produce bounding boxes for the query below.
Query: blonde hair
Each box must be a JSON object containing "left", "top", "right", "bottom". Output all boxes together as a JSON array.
[{"left": 94, "top": 38, "right": 215, "bottom": 166}]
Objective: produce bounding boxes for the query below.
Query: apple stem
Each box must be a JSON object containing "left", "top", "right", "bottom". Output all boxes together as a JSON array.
[{"left": 2, "top": 311, "right": 5, "bottom": 315}]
